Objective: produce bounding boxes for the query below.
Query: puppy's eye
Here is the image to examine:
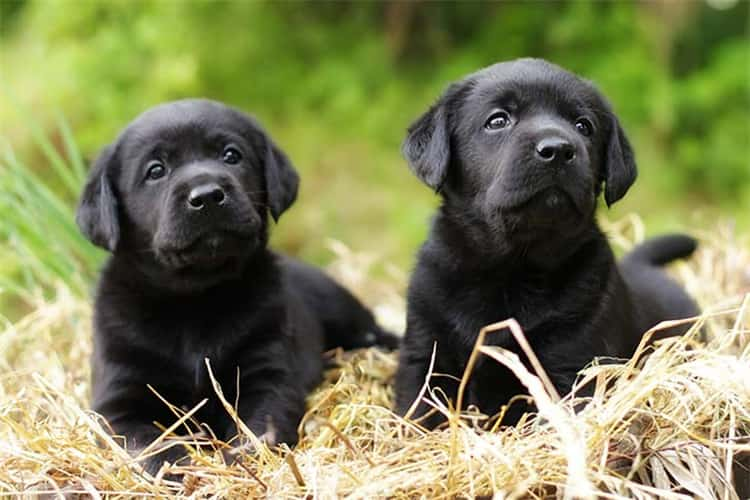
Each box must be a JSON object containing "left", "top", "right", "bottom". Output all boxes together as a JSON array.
[
  {"left": 484, "top": 110, "right": 511, "bottom": 131},
  {"left": 223, "top": 146, "right": 242, "bottom": 165},
  {"left": 575, "top": 118, "right": 594, "bottom": 137},
  {"left": 146, "top": 161, "right": 166, "bottom": 181}
]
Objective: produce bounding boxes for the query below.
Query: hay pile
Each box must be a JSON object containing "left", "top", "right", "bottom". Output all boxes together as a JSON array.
[{"left": 1, "top": 221, "right": 748, "bottom": 498}]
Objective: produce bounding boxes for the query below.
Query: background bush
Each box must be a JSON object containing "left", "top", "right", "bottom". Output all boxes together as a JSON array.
[{"left": 1, "top": 1, "right": 748, "bottom": 299}]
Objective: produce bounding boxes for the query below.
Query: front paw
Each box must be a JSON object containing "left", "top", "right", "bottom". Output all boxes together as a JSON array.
[
  {"left": 222, "top": 419, "right": 278, "bottom": 464},
  {"left": 138, "top": 443, "right": 190, "bottom": 481}
]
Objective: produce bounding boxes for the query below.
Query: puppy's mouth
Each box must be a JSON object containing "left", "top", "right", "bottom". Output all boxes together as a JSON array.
[
  {"left": 155, "top": 229, "right": 256, "bottom": 272},
  {"left": 492, "top": 186, "right": 593, "bottom": 234},
  {"left": 507, "top": 186, "right": 579, "bottom": 216},
  {"left": 527, "top": 187, "right": 577, "bottom": 211}
]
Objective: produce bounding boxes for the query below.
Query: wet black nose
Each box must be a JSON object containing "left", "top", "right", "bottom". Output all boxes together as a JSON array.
[
  {"left": 187, "top": 183, "right": 226, "bottom": 210},
  {"left": 535, "top": 137, "right": 576, "bottom": 164}
]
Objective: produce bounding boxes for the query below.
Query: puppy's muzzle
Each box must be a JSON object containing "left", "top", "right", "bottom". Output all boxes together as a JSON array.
[
  {"left": 153, "top": 164, "right": 260, "bottom": 263},
  {"left": 487, "top": 126, "right": 592, "bottom": 227}
]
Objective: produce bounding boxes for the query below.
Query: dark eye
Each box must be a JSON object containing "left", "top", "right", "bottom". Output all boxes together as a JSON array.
[
  {"left": 146, "top": 161, "right": 166, "bottom": 181},
  {"left": 575, "top": 118, "right": 594, "bottom": 137},
  {"left": 223, "top": 146, "right": 242, "bottom": 165},
  {"left": 484, "top": 110, "right": 511, "bottom": 131}
]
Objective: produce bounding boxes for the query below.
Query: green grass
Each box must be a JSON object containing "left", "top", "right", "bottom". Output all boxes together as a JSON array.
[{"left": 0, "top": 117, "right": 104, "bottom": 316}]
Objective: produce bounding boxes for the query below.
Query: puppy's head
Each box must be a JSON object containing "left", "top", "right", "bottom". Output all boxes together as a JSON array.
[
  {"left": 76, "top": 99, "right": 298, "bottom": 289},
  {"left": 404, "top": 58, "right": 636, "bottom": 255}
]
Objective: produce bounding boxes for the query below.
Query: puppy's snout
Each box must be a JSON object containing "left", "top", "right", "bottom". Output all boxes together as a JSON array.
[
  {"left": 535, "top": 137, "right": 576, "bottom": 164},
  {"left": 187, "top": 183, "right": 226, "bottom": 210}
]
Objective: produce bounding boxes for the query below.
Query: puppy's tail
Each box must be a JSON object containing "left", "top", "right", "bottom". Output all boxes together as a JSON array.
[{"left": 622, "top": 233, "right": 698, "bottom": 267}]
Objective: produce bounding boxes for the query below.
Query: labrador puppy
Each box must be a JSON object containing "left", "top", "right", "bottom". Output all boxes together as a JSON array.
[
  {"left": 77, "top": 99, "right": 397, "bottom": 475},
  {"left": 394, "top": 58, "right": 699, "bottom": 428}
]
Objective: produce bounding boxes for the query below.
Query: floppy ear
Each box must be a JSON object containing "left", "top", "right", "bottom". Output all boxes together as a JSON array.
[
  {"left": 261, "top": 133, "right": 299, "bottom": 222},
  {"left": 603, "top": 115, "right": 637, "bottom": 207},
  {"left": 402, "top": 85, "right": 461, "bottom": 192},
  {"left": 75, "top": 145, "right": 120, "bottom": 252}
]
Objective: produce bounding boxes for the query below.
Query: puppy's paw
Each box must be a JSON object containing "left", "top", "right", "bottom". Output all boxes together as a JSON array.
[
  {"left": 137, "top": 444, "right": 190, "bottom": 482},
  {"left": 222, "top": 421, "right": 278, "bottom": 465}
]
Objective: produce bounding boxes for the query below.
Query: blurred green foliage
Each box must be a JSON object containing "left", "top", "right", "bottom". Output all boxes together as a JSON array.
[
  {"left": 1, "top": 0, "right": 748, "bottom": 276},
  {"left": 0, "top": 118, "right": 102, "bottom": 307}
]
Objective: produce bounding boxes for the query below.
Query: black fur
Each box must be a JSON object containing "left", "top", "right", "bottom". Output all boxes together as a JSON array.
[
  {"left": 394, "top": 59, "right": 699, "bottom": 429},
  {"left": 77, "top": 99, "right": 397, "bottom": 475}
]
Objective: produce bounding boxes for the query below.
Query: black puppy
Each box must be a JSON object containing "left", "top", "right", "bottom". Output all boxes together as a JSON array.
[
  {"left": 394, "top": 59, "right": 698, "bottom": 428},
  {"left": 76, "top": 99, "right": 397, "bottom": 474}
]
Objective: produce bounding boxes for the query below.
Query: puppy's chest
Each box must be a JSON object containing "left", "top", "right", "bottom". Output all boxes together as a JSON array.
[
  {"left": 177, "top": 335, "right": 225, "bottom": 391},
  {"left": 139, "top": 314, "right": 250, "bottom": 392},
  {"left": 447, "top": 283, "right": 553, "bottom": 341}
]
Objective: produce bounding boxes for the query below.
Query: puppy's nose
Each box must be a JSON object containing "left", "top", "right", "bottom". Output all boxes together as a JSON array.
[
  {"left": 187, "top": 183, "right": 226, "bottom": 210},
  {"left": 535, "top": 137, "right": 576, "bottom": 164}
]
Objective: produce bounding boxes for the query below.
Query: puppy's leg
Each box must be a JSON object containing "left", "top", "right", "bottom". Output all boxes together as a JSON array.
[
  {"left": 282, "top": 257, "right": 399, "bottom": 351},
  {"left": 95, "top": 378, "right": 194, "bottom": 479},
  {"left": 218, "top": 338, "right": 307, "bottom": 455},
  {"left": 394, "top": 324, "right": 457, "bottom": 429},
  {"left": 318, "top": 290, "right": 399, "bottom": 351},
  {"left": 106, "top": 419, "right": 190, "bottom": 479}
]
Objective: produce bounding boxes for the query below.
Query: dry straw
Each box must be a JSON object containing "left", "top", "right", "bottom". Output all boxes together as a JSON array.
[{"left": 1, "top": 219, "right": 748, "bottom": 498}]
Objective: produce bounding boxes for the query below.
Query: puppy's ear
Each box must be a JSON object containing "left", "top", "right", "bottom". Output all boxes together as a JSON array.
[
  {"left": 402, "top": 84, "right": 461, "bottom": 192},
  {"left": 603, "top": 115, "right": 637, "bottom": 207},
  {"left": 76, "top": 145, "right": 120, "bottom": 252},
  {"left": 261, "top": 133, "right": 299, "bottom": 222}
]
